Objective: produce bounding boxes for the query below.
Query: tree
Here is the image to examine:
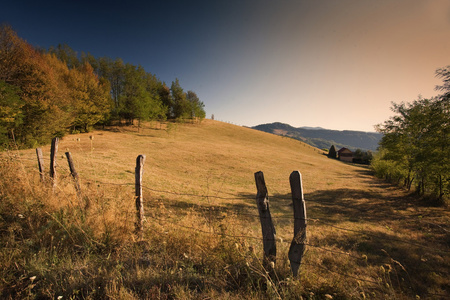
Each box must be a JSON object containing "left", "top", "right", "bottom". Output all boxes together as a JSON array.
[
  {"left": 67, "top": 61, "right": 111, "bottom": 132},
  {"left": 353, "top": 149, "right": 373, "bottom": 164},
  {"left": 0, "top": 25, "right": 205, "bottom": 147},
  {"left": 373, "top": 65, "right": 450, "bottom": 204},
  {"left": 375, "top": 96, "right": 449, "bottom": 203},
  {"left": 48, "top": 43, "right": 80, "bottom": 69},
  {"left": 0, "top": 80, "right": 23, "bottom": 146},
  {"left": 435, "top": 66, "right": 450, "bottom": 98},
  {"left": 157, "top": 83, "right": 172, "bottom": 119},
  {"left": 186, "top": 90, "right": 206, "bottom": 121},
  {"left": 0, "top": 25, "right": 73, "bottom": 146},
  {"left": 171, "top": 78, "right": 189, "bottom": 120},
  {"left": 327, "top": 145, "right": 337, "bottom": 159},
  {"left": 118, "top": 64, "right": 165, "bottom": 129},
  {"left": 145, "top": 73, "right": 167, "bottom": 122}
]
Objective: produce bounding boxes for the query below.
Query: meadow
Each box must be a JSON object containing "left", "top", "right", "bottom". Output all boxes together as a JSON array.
[{"left": 0, "top": 119, "right": 448, "bottom": 299}]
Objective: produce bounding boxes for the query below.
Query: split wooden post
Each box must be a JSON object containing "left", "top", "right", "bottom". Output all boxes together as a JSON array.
[
  {"left": 288, "top": 171, "right": 307, "bottom": 276},
  {"left": 36, "top": 148, "right": 45, "bottom": 182},
  {"left": 50, "top": 137, "right": 59, "bottom": 189},
  {"left": 254, "top": 171, "right": 276, "bottom": 268},
  {"left": 65, "top": 152, "right": 86, "bottom": 206},
  {"left": 135, "top": 155, "right": 146, "bottom": 237}
]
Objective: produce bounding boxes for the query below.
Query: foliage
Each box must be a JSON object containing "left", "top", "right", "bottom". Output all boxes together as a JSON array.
[
  {"left": 0, "top": 25, "right": 205, "bottom": 148},
  {"left": 1, "top": 121, "right": 448, "bottom": 299},
  {"left": 0, "top": 25, "right": 73, "bottom": 146},
  {"left": 117, "top": 64, "right": 166, "bottom": 127},
  {"left": 327, "top": 145, "right": 337, "bottom": 158},
  {"left": 67, "top": 62, "right": 112, "bottom": 132},
  {"left": 86, "top": 59, "right": 204, "bottom": 125},
  {"left": 186, "top": 90, "right": 206, "bottom": 121},
  {"left": 353, "top": 148, "right": 373, "bottom": 164},
  {"left": 373, "top": 67, "right": 450, "bottom": 204},
  {"left": 48, "top": 43, "right": 80, "bottom": 69},
  {"left": 0, "top": 81, "right": 23, "bottom": 147}
]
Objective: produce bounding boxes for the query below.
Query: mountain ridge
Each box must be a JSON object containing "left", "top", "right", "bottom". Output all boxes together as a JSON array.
[{"left": 252, "top": 122, "right": 382, "bottom": 152}]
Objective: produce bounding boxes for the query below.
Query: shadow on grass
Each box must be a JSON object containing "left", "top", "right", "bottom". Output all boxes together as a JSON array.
[
  {"left": 145, "top": 186, "right": 449, "bottom": 298},
  {"left": 231, "top": 187, "right": 449, "bottom": 297},
  {"left": 229, "top": 187, "right": 415, "bottom": 224}
]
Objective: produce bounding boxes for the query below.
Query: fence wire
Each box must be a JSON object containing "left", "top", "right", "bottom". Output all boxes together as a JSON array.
[{"left": 8, "top": 151, "right": 449, "bottom": 298}]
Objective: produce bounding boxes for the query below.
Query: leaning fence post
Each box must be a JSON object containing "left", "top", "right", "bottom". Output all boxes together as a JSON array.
[
  {"left": 65, "top": 152, "right": 87, "bottom": 207},
  {"left": 36, "top": 148, "right": 45, "bottom": 182},
  {"left": 288, "top": 171, "right": 307, "bottom": 276},
  {"left": 135, "top": 155, "right": 146, "bottom": 237},
  {"left": 254, "top": 171, "right": 276, "bottom": 269},
  {"left": 50, "top": 137, "right": 59, "bottom": 189}
]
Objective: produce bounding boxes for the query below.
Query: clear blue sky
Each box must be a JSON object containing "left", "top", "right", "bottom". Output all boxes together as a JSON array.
[{"left": 2, "top": 0, "right": 449, "bottom": 131}]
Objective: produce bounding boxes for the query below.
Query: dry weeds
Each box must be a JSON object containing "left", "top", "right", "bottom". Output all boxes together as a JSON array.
[{"left": 0, "top": 120, "right": 448, "bottom": 299}]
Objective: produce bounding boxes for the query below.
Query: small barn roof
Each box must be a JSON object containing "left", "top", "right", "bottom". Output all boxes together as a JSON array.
[{"left": 337, "top": 147, "right": 352, "bottom": 153}]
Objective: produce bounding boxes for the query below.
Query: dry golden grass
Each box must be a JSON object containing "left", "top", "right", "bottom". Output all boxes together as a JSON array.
[{"left": 1, "top": 119, "right": 449, "bottom": 299}]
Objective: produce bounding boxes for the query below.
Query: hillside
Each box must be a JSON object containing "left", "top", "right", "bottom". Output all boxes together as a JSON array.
[
  {"left": 1, "top": 120, "right": 448, "bottom": 299},
  {"left": 252, "top": 122, "right": 383, "bottom": 151}
]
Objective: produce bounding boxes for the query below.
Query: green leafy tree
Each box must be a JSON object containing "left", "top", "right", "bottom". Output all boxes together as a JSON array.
[
  {"left": 119, "top": 64, "right": 165, "bottom": 128},
  {"left": 0, "top": 80, "right": 23, "bottom": 146},
  {"left": 171, "top": 78, "right": 189, "bottom": 120},
  {"left": 375, "top": 95, "right": 449, "bottom": 203},
  {"left": 186, "top": 90, "right": 206, "bottom": 122},
  {"left": 157, "top": 83, "right": 172, "bottom": 119},
  {"left": 353, "top": 149, "right": 373, "bottom": 164},
  {"left": 374, "top": 66, "right": 450, "bottom": 203},
  {"left": 145, "top": 73, "right": 167, "bottom": 122}
]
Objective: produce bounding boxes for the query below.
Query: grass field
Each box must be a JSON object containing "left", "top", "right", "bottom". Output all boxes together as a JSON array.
[{"left": 1, "top": 119, "right": 448, "bottom": 299}]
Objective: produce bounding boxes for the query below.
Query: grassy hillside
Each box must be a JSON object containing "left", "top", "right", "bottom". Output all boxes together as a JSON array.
[{"left": 1, "top": 120, "right": 448, "bottom": 299}]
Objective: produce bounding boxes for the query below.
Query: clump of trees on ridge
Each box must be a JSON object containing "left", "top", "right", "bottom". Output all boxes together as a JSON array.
[
  {"left": 372, "top": 67, "right": 450, "bottom": 204},
  {"left": 0, "top": 25, "right": 205, "bottom": 148}
]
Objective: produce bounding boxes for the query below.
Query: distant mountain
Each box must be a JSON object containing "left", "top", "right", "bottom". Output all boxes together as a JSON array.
[
  {"left": 252, "top": 122, "right": 382, "bottom": 152},
  {"left": 299, "top": 126, "right": 325, "bottom": 130}
]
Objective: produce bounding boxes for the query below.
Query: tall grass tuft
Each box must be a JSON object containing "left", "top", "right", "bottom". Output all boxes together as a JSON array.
[{"left": 1, "top": 121, "right": 449, "bottom": 299}]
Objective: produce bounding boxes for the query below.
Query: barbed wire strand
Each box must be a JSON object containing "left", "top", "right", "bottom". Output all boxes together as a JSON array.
[
  {"left": 143, "top": 198, "right": 450, "bottom": 255},
  {"left": 146, "top": 214, "right": 387, "bottom": 287},
  {"left": 7, "top": 160, "right": 450, "bottom": 256},
  {"left": 4, "top": 156, "right": 450, "bottom": 297}
]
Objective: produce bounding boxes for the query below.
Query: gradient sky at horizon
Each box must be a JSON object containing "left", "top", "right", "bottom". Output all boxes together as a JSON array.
[{"left": 2, "top": 0, "right": 449, "bottom": 132}]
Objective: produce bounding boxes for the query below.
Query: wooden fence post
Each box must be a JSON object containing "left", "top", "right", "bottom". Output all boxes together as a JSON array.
[
  {"left": 288, "top": 171, "right": 307, "bottom": 276},
  {"left": 36, "top": 148, "right": 45, "bottom": 182},
  {"left": 50, "top": 137, "right": 59, "bottom": 189},
  {"left": 89, "top": 135, "right": 94, "bottom": 152},
  {"left": 65, "top": 152, "right": 87, "bottom": 207},
  {"left": 254, "top": 171, "right": 276, "bottom": 268},
  {"left": 135, "top": 155, "right": 146, "bottom": 237}
]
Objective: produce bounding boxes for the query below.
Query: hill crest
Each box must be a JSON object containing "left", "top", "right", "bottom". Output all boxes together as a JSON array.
[{"left": 252, "top": 122, "right": 382, "bottom": 151}]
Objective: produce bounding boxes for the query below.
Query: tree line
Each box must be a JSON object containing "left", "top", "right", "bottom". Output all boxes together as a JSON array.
[
  {"left": 0, "top": 25, "right": 205, "bottom": 148},
  {"left": 372, "top": 66, "right": 450, "bottom": 204}
]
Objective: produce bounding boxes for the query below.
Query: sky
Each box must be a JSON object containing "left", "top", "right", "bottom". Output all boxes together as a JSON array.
[{"left": 1, "top": 0, "right": 449, "bottom": 132}]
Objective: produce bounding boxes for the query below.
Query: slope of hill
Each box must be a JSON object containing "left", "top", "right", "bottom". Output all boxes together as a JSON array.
[
  {"left": 1, "top": 119, "right": 448, "bottom": 299},
  {"left": 252, "top": 122, "right": 382, "bottom": 151}
]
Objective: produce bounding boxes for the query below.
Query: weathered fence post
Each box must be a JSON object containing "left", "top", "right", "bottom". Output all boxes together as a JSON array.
[
  {"left": 65, "top": 152, "right": 87, "bottom": 207},
  {"left": 135, "top": 155, "right": 146, "bottom": 237},
  {"left": 254, "top": 171, "right": 276, "bottom": 269},
  {"left": 50, "top": 137, "right": 59, "bottom": 189},
  {"left": 288, "top": 171, "right": 307, "bottom": 276},
  {"left": 36, "top": 148, "right": 45, "bottom": 182},
  {"left": 89, "top": 135, "right": 94, "bottom": 152}
]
